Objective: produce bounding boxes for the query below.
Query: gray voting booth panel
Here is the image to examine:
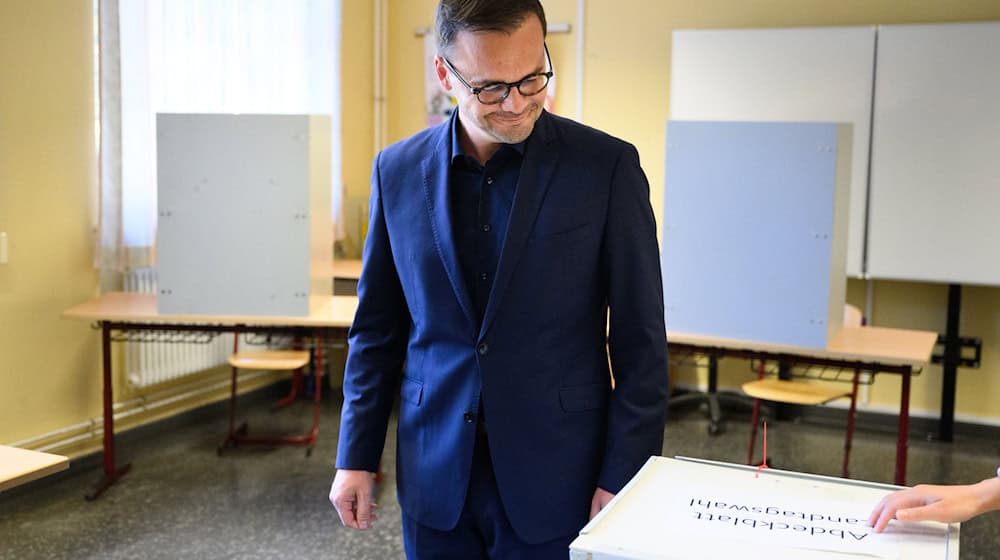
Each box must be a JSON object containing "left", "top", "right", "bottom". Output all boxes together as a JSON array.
[
  {"left": 662, "top": 121, "right": 850, "bottom": 350},
  {"left": 671, "top": 23, "right": 1000, "bottom": 287},
  {"left": 867, "top": 22, "right": 1000, "bottom": 287},
  {"left": 669, "top": 27, "right": 874, "bottom": 279},
  {"left": 157, "top": 114, "right": 312, "bottom": 316}
]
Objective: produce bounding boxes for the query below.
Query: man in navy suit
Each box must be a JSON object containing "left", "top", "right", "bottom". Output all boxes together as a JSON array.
[{"left": 330, "top": 1, "right": 668, "bottom": 557}]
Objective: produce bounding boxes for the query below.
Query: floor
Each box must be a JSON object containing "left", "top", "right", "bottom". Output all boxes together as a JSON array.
[{"left": 2, "top": 387, "right": 998, "bottom": 559}]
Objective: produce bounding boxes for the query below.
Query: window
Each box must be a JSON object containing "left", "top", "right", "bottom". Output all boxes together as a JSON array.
[{"left": 97, "top": 0, "right": 341, "bottom": 270}]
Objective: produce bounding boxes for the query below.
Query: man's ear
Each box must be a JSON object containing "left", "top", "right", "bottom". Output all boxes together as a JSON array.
[{"left": 434, "top": 56, "right": 452, "bottom": 91}]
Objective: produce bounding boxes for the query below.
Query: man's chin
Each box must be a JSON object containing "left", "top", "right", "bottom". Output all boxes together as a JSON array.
[
  {"left": 489, "top": 120, "right": 537, "bottom": 144},
  {"left": 489, "top": 128, "right": 531, "bottom": 145}
]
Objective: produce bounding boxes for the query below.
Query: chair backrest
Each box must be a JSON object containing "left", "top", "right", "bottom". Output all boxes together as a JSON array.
[{"left": 843, "top": 303, "right": 863, "bottom": 328}]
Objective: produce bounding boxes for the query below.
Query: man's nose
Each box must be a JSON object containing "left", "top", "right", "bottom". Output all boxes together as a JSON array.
[{"left": 499, "top": 86, "right": 532, "bottom": 112}]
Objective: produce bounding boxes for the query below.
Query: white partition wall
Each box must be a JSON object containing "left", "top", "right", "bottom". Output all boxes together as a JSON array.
[
  {"left": 671, "top": 23, "right": 1000, "bottom": 286},
  {"left": 867, "top": 22, "right": 1000, "bottom": 286},
  {"left": 670, "top": 27, "right": 875, "bottom": 278},
  {"left": 662, "top": 121, "right": 852, "bottom": 350},
  {"left": 157, "top": 113, "right": 333, "bottom": 316}
]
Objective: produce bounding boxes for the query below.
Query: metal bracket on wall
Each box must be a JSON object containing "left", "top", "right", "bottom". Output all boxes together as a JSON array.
[
  {"left": 414, "top": 23, "right": 572, "bottom": 36},
  {"left": 931, "top": 335, "right": 982, "bottom": 369}
]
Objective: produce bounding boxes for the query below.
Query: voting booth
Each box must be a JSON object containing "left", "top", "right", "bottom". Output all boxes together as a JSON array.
[
  {"left": 661, "top": 121, "right": 852, "bottom": 350},
  {"left": 156, "top": 113, "right": 333, "bottom": 316},
  {"left": 570, "top": 457, "right": 959, "bottom": 559}
]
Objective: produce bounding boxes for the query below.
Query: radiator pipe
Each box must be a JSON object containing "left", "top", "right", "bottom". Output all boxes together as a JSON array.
[{"left": 6, "top": 369, "right": 277, "bottom": 453}]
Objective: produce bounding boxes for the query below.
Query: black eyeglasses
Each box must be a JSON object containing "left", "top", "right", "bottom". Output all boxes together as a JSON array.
[{"left": 441, "top": 44, "right": 553, "bottom": 105}]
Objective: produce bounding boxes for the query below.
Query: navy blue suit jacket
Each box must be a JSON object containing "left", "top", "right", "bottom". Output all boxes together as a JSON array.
[{"left": 336, "top": 110, "right": 669, "bottom": 544}]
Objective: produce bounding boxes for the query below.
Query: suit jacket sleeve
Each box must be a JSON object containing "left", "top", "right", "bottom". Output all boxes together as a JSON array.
[
  {"left": 598, "top": 144, "right": 669, "bottom": 493},
  {"left": 335, "top": 152, "right": 410, "bottom": 472}
]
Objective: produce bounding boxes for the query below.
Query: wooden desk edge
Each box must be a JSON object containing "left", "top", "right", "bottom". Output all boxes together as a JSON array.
[
  {"left": 332, "top": 259, "right": 362, "bottom": 280},
  {"left": 62, "top": 292, "right": 356, "bottom": 328},
  {"left": 0, "top": 446, "right": 70, "bottom": 492},
  {"left": 668, "top": 326, "right": 938, "bottom": 368}
]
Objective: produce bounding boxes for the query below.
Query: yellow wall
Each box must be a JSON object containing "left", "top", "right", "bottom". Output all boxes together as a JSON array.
[
  {"left": 0, "top": 0, "right": 102, "bottom": 444},
  {"left": 339, "top": 0, "right": 376, "bottom": 258},
  {"left": 384, "top": 1, "right": 1000, "bottom": 423}
]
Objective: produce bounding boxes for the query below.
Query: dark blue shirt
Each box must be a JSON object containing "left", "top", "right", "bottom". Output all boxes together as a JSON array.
[{"left": 449, "top": 116, "right": 525, "bottom": 329}]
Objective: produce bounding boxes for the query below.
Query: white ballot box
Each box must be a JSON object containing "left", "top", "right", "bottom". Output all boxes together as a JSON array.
[{"left": 570, "top": 457, "right": 959, "bottom": 560}]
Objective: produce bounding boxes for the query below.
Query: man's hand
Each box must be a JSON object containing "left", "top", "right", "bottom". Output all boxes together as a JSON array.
[
  {"left": 330, "top": 469, "right": 378, "bottom": 529},
  {"left": 867, "top": 480, "right": 999, "bottom": 532},
  {"left": 589, "top": 487, "right": 616, "bottom": 520}
]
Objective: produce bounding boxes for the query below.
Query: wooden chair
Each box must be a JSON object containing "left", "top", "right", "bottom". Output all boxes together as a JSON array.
[
  {"left": 219, "top": 348, "right": 320, "bottom": 456},
  {"left": 742, "top": 304, "right": 864, "bottom": 477}
]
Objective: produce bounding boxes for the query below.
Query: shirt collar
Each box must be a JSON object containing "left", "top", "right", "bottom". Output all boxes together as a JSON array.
[{"left": 449, "top": 110, "right": 528, "bottom": 167}]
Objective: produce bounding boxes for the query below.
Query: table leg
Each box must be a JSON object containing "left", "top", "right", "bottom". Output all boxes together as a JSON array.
[
  {"left": 86, "top": 322, "right": 131, "bottom": 500},
  {"left": 308, "top": 336, "right": 323, "bottom": 443},
  {"left": 894, "top": 367, "right": 912, "bottom": 486}
]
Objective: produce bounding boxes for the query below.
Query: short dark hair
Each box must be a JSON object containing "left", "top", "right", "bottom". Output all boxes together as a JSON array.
[{"left": 435, "top": 0, "right": 547, "bottom": 55}]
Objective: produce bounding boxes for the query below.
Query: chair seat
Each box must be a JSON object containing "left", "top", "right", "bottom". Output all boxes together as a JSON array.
[
  {"left": 742, "top": 378, "right": 850, "bottom": 406},
  {"left": 228, "top": 350, "right": 310, "bottom": 371}
]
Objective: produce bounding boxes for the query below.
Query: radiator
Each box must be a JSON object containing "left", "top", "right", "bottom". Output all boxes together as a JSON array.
[{"left": 123, "top": 268, "right": 233, "bottom": 388}]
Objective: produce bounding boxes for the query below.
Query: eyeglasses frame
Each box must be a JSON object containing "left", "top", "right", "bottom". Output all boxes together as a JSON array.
[{"left": 441, "top": 44, "right": 554, "bottom": 105}]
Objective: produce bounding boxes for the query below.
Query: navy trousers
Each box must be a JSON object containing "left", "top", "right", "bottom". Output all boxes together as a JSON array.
[{"left": 401, "top": 431, "right": 579, "bottom": 559}]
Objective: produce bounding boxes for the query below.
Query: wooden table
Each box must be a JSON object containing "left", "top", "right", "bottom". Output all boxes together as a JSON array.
[
  {"left": 667, "top": 325, "right": 939, "bottom": 485},
  {"left": 332, "top": 259, "right": 362, "bottom": 280},
  {"left": 63, "top": 293, "right": 357, "bottom": 500},
  {"left": 0, "top": 445, "right": 69, "bottom": 492},
  {"left": 332, "top": 259, "right": 362, "bottom": 295},
  {"left": 63, "top": 291, "right": 932, "bottom": 495}
]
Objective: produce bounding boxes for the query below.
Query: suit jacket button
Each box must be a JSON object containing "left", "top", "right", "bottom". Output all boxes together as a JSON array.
[
  {"left": 477, "top": 343, "right": 489, "bottom": 355},
  {"left": 464, "top": 412, "right": 475, "bottom": 423}
]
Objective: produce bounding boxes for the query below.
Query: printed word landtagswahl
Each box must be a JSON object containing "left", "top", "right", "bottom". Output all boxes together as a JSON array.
[{"left": 688, "top": 497, "right": 871, "bottom": 542}]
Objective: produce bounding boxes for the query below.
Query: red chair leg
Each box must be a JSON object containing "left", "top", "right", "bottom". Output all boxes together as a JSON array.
[
  {"left": 273, "top": 339, "right": 307, "bottom": 410},
  {"left": 235, "top": 338, "right": 324, "bottom": 454},
  {"left": 220, "top": 339, "right": 324, "bottom": 454},
  {"left": 746, "top": 360, "right": 767, "bottom": 465},
  {"left": 272, "top": 368, "right": 303, "bottom": 410}
]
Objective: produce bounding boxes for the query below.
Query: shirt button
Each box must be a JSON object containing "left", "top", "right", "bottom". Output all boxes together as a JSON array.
[
  {"left": 464, "top": 411, "right": 475, "bottom": 423},
  {"left": 477, "top": 343, "right": 489, "bottom": 356},
  {"left": 481, "top": 224, "right": 491, "bottom": 232},
  {"left": 479, "top": 272, "right": 488, "bottom": 281},
  {"left": 486, "top": 177, "right": 494, "bottom": 185}
]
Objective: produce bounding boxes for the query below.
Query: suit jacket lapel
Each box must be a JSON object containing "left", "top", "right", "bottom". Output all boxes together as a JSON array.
[
  {"left": 421, "top": 121, "right": 477, "bottom": 327},
  {"left": 479, "top": 112, "right": 560, "bottom": 338}
]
